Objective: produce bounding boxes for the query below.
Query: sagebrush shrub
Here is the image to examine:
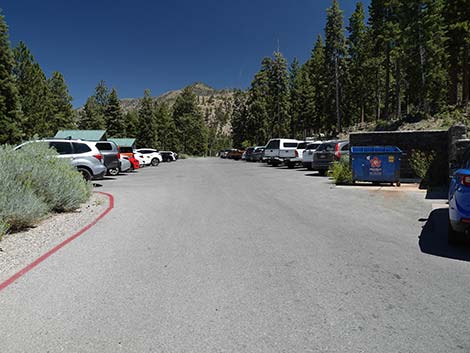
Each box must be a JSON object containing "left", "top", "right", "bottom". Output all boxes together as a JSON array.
[
  {"left": 0, "top": 143, "right": 92, "bottom": 236},
  {"left": 329, "top": 156, "right": 353, "bottom": 185}
]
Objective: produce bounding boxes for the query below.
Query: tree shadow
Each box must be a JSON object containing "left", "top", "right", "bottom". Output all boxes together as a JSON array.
[{"left": 418, "top": 208, "right": 470, "bottom": 261}]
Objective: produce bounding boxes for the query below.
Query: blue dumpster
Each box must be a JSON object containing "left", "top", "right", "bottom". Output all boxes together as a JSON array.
[{"left": 351, "top": 146, "right": 402, "bottom": 186}]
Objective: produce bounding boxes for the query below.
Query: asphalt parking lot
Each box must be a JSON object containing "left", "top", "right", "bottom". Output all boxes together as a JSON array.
[{"left": 1, "top": 158, "right": 469, "bottom": 353}]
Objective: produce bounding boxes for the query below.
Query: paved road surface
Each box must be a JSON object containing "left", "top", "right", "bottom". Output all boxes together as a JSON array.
[{"left": 1, "top": 158, "right": 469, "bottom": 352}]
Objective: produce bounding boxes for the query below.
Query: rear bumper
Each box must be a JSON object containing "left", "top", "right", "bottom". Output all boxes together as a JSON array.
[
  {"left": 450, "top": 219, "right": 470, "bottom": 233},
  {"left": 92, "top": 168, "right": 107, "bottom": 180},
  {"left": 311, "top": 161, "right": 332, "bottom": 170}
]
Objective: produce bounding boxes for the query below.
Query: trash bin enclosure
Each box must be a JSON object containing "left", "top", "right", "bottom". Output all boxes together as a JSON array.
[{"left": 351, "top": 146, "right": 402, "bottom": 185}]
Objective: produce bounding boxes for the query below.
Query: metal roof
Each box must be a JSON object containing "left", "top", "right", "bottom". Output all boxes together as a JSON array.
[
  {"left": 55, "top": 130, "right": 107, "bottom": 140},
  {"left": 108, "top": 138, "right": 136, "bottom": 147}
]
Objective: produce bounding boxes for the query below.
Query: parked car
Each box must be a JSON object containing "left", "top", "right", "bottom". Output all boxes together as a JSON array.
[
  {"left": 449, "top": 146, "right": 470, "bottom": 244},
  {"left": 311, "top": 140, "right": 347, "bottom": 175},
  {"left": 118, "top": 146, "right": 140, "bottom": 170},
  {"left": 15, "top": 139, "right": 107, "bottom": 181},
  {"left": 244, "top": 147, "right": 255, "bottom": 161},
  {"left": 160, "top": 151, "right": 177, "bottom": 162},
  {"left": 263, "top": 138, "right": 300, "bottom": 166},
  {"left": 283, "top": 141, "right": 312, "bottom": 169},
  {"left": 302, "top": 141, "right": 323, "bottom": 169},
  {"left": 251, "top": 146, "right": 265, "bottom": 162},
  {"left": 219, "top": 149, "right": 232, "bottom": 158},
  {"left": 119, "top": 156, "right": 132, "bottom": 172},
  {"left": 93, "top": 141, "right": 121, "bottom": 176},
  {"left": 134, "top": 148, "right": 163, "bottom": 166},
  {"left": 334, "top": 141, "right": 350, "bottom": 161},
  {"left": 133, "top": 151, "right": 147, "bottom": 168},
  {"left": 227, "top": 149, "right": 244, "bottom": 160}
]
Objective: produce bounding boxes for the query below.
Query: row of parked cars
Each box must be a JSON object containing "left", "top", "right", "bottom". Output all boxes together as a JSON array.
[
  {"left": 220, "top": 138, "right": 349, "bottom": 175},
  {"left": 15, "top": 138, "right": 178, "bottom": 181}
]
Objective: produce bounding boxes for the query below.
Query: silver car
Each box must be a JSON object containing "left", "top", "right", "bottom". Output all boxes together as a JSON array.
[{"left": 15, "top": 139, "right": 107, "bottom": 181}]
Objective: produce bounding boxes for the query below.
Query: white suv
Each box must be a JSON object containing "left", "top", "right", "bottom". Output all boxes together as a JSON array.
[
  {"left": 134, "top": 148, "right": 163, "bottom": 166},
  {"left": 263, "top": 138, "right": 300, "bottom": 166},
  {"left": 301, "top": 141, "right": 323, "bottom": 169}
]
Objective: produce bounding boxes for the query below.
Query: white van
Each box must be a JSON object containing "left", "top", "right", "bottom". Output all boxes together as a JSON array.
[{"left": 263, "top": 138, "right": 300, "bottom": 166}]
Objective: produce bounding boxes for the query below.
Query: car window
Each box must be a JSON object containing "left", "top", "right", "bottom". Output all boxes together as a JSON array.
[
  {"left": 341, "top": 143, "right": 349, "bottom": 151},
  {"left": 283, "top": 142, "right": 298, "bottom": 148},
  {"left": 317, "top": 143, "right": 335, "bottom": 152},
  {"left": 266, "top": 140, "right": 280, "bottom": 149},
  {"left": 119, "top": 147, "right": 133, "bottom": 153},
  {"left": 96, "top": 142, "right": 113, "bottom": 151},
  {"left": 72, "top": 142, "right": 92, "bottom": 154},
  {"left": 49, "top": 141, "right": 73, "bottom": 155},
  {"left": 306, "top": 143, "right": 320, "bottom": 150}
]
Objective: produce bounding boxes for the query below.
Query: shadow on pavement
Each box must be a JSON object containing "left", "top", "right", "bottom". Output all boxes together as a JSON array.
[{"left": 419, "top": 208, "right": 470, "bottom": 261}]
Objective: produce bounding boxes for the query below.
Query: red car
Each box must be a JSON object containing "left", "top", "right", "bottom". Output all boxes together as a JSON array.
[{"left": 119, "top": 147, "right": 140, "bottom": 170}]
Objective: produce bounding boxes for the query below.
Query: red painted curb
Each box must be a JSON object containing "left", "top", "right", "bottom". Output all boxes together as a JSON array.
[{"left": 0, "top": 191, "right": 114, "bottom": 292}]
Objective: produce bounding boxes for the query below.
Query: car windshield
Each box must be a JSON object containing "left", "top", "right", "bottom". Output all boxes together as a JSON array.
[
  {"left": 96, "top": 142, "right": 113, "bottom": 151},
  {"left": 306, "top": 143, "right": 320, "bottom": 150},
  {"left": 297, "top": 142, "right": 308, "bottom": 149},
  {"left": 316, "top": 143, "right": 335, "bottom": 152}
]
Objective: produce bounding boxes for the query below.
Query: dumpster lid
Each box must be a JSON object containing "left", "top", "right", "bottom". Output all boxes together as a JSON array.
[{"left": 351, "top": 146, "right": 402, "bottom": 154}]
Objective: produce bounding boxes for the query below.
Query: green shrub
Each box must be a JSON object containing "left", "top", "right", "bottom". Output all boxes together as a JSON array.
[
  {"left": 179, "top": 154, "right": 190, "bottom": 159},
  {"left": 0, "top": 143, "right": 92, "bottom": 236},
  {"left": 409, "top": 149, "right": 436, "bottom": 180},
  {"left": 329, "top": 156, "right": 353, "bottom": 185}
]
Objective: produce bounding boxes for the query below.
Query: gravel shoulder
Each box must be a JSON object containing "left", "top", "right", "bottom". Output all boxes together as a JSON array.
[{"left": 0, "top": 192, "right": 109, "bottom": 283}]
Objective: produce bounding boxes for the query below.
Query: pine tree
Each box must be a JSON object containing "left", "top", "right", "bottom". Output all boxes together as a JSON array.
[
  {"left": 105, "top": 88, "right": 125, "bottom": 137},
  {"left": 289, "top": 58, "right": 303, "bottom": 138},
  {"left": 231, "top": 90, "right": 249, "bottom": 148},
  {"left": 347, "top": 2, "right": 372, "bottom": 124},
  {"left": 324, "top": 0, "right": 347, "bottom": 132},
  {"left": 400, "top": 0, "right": 448, "bottom": 114},
  {"left": 123, "top": 111, "right": 139, "bottom": 138},
  {"left": 154, "top": 102, "right": 177, "bottom": 151},
  {"left": 267, "top": 51, "right": 290, "bottom": 137},
  {"left": 48, "top": 71, "right": 75, "bottom": 134},
  {"left": 306, "top": 35, "right": 327, "bottom": 132},
  {"left": 137, "top": 89, "right": 157, "bottom": 148},
  {"left": 172, "top": 87, "right": 208, "bottom": 155},
  {"left": 13, "top": 41, "right": 51, "bottom": 138},
  {"left": 78, "top": 96, "right": 106, "bottom": 130}
]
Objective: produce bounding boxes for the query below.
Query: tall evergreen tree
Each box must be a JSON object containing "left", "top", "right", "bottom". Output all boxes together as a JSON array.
[
  {"left": 347, "top": 2, "right": 372, "bottom": 124},
  {"left": 79, "top": 96, "right": 106, "bottom": 130},
  {"left": 289, "top": 58, "right": 303, "bottom": 138},
  {"left": 48, "top": 71, "right": 75, "bottom": 133},
  {"left": 231, "top": 90, "right": 249, "bottom": 148},
  {"left": 172, "top": 87, "right": 208, "bottom": 155},
  {"left": 13, "top": 41, "right": 50, "bottom": 138},
  {"left": 105, "top": 88, "right": 125, "bottom": 137},
  {"left": 154, "top": 102, "right": 177, "bottom": 151},
  {"left": 137, "top": 89, "right": 157, "bottom": 148},
  {"left": 324, "top": 0, "right": 347, "bottom": 132},
  {"left": 267, "top": 51, "right": 290, "bottom": 137},
  {"left": 123, "top": 110, "right": 139, "bottom": 138}
]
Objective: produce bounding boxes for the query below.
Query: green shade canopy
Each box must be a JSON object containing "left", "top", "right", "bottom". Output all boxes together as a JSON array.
[
  {"left": 109, "top": 138, "right": 136, "bottom": 148},
  {"left": 55, "top": 130, "right": 107, "bottom": 141}
]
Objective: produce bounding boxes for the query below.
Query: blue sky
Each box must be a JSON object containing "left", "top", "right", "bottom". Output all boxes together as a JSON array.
[{"left": 2, "top": 0, "right": 369, "bottom": 107}]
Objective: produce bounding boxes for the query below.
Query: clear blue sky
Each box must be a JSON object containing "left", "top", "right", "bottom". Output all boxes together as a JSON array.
[{"left": 2, "top": 0, "right": 369, "bottom": 107}]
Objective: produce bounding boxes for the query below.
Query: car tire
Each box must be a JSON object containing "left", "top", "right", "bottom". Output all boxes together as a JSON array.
[
  {"left": 318, "top": 170, "right": 326, "bottom": 176},
  {"left": 287, "top": 162, "right": 295, "bottom": 169},
  {"left": 78, "top": 167, "right": 92, "bottom": 181},
  {"left": 151, "top": 158, "right": 160, "bottom": 167},
  {"left": 108, "top": 168, "right": 119, "bottom": 176},
  {"left": 448, "top": 218, "right": 462, "bottom": 245}
]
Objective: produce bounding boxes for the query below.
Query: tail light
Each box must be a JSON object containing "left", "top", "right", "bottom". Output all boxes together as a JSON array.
[
  {"left": 460, "top": 175, "right": 470, "bottom": 186},
  {"left": 93, "top": 154, "right": 103, "bottom": 162},
  {"left": 334, "top": 143, "right": 341, "bottom": 160},
  {"left": 117, "top": 153, "right": 121, "bottom": 160},
  {"left": 295, "top": 150, "right": 299, "bottom": 158}
]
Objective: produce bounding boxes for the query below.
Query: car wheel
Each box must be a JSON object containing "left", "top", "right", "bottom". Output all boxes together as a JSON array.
[
  {"left": 108, "top": 168, "right": 119, "bottom": 176},
  {"left": 78, "top": 168, "right": 92, "bottom": 181},
  {"left": 287, "top": 162, "right": 295, "bottom": 169},
  {"left": 448, "top": 218, "right": 462, "bottom": 245},
  {"left": 318, "top": 170, "right": 326, "bottom": 176},
  {"left": 151, "top": 158, "right": 160, "bottom": 167}
]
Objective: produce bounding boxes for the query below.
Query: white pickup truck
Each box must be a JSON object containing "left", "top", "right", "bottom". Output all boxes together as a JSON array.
[{"left": 263, "top": 138, "right": 300, "bottom": 166}]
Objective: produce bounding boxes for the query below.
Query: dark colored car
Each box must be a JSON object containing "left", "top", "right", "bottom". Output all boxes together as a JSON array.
[
  {"left": 227, "top": 149, "right": 244, "bottom": 160},
  {"left": 244, "top": 147, "right": 256, "bottom": 161},
  {"left": 93, "top": 141, "right": 121, "bottom": 176},
  {"left": 251, "top": 147, "right": 265, "bottom": 162},
  {"left": 311, "top": 140, "right": 347, "bottom": 175},
  {"left": 220, "top": 149, "right": 232, "bottom": 158}
]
